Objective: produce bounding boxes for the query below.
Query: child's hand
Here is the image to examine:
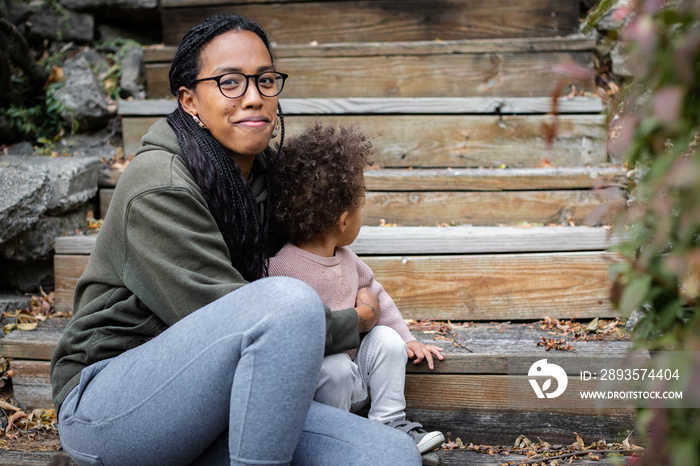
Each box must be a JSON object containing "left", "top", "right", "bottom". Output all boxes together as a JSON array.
[{"left": 406, "top": 341, "right": 444, "bottom": 370}]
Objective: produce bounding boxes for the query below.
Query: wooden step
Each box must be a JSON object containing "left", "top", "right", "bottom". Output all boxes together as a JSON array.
[
  {"left": 56, "top": 225, "right": 625, "bottom": 256},
  {"left": 120, "top": 98, "right": 607, "bottom": 166},
  {"left": 125, "top": 113, "right": 608, "bottom": 166},
  {"left": 53, "top": 227, "right": 621, "bottom": 318},
  {"left": 0, "top": 449, "right": 626, "bottom": 466},
  {"left": 2, "top": 318, "right": 639, "bottom": 444},
  {"left": 100, "top": 186, "right": 623, "bottom": 227},
  {"left": 143, "top": 36, "right": 596, "bottom": 99},
  {"left": 159, "top": 0, "right": 582, "bottom": 45},
  {"left": 98, "top": 165, "right": 626, "bottom": 226}
]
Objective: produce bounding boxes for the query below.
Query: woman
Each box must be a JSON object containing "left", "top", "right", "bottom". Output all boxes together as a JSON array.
[{"left": 50, "top": 14, "right": 422, "bottom": 466}]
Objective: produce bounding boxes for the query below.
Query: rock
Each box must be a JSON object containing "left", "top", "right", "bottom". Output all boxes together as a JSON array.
[
  {"left": 8, "top": 2, "right": 94, "bottom": 43},
  {"left": 79, "top": 47, "right": 110, "bottom": 78},
  {"left": 6, "top": 142, "right": 35, "bottom": 157},
  {"left": 0, "top": 164, "right": 51, "bottom": 244},
  {"left": 0, "top": 258, "right": 54, "bottom": 293},
  {"left": 0, "top": 294, "right": 32, "bottom": 314},
  {"left": 97, "top": 23, "right": 158, "bottom": 45},
  {"left": 625, "top": 307, "right": 646, "bottom": 331},
  {"left": 59, "top": 0, "right": 161, "bottom": 44},
  {"left": 611, "top": 43, "right": 633, "bottom": 77},
  {"left": 0, "top": 155, "right": 102, "bottom": 250},
  {"left": 120, "top": 45, "right": 145, "bottom": 99},
  {"left": 597, "top": 0, "right": 634, "bottom": 32},
  {"left": 54, "top": 53, "right": 113, "bottom": 131},
  {"left": 61, "top": 0, "right": 158, "bottom": 9},
  {"left": 1, "top": 204, "right": 93, "bottom": 262}
]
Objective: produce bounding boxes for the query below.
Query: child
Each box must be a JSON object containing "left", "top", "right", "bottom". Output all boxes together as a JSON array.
[{"left": 267, "top": 122, "right": 445, "bottom": 454}]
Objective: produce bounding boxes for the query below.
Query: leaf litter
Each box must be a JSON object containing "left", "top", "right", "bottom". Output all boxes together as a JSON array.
[
  {"left": 2, "top": 288, "right": 69, "bottom": 335},
  {"left": 442, "top": 431, "right": 643, "bottom": 465}
]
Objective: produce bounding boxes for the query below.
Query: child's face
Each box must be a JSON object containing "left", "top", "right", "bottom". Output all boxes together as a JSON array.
[{"left": 337, "top": 200, "right": 363, "bottom": 247}]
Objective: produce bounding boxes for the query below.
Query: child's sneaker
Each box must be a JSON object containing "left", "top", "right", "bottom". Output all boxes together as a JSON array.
[{"left": 386, "top": 419, "right": 445, "bottom": 453}]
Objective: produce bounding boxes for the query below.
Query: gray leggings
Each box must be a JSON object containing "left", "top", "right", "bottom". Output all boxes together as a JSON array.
[{"left": 57, "top": 277, "right": 421, "bottom": 466}]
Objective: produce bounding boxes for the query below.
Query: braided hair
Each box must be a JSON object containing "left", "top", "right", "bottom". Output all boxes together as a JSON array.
[{"left": 166, "top": 14, "right": 285, "bottom": 281}]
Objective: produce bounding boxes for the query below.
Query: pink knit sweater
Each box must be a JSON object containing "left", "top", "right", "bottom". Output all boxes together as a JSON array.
[{"left": 267, "top": 243, "right": 415, "bottom": 354}]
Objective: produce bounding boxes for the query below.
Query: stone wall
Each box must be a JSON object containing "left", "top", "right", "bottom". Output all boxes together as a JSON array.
[{"left": 0, "top": 0, "right": 158, "bottom": 292}]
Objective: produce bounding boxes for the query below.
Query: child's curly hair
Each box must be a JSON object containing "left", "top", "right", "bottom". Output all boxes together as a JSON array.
[{"left": 270, "top": 122, "right": 374, "bottom": 245}]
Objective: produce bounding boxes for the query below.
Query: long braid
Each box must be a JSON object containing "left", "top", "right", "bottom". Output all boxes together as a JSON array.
[{"left": 166, "top": 14, "right": 281, "bottom": 281}]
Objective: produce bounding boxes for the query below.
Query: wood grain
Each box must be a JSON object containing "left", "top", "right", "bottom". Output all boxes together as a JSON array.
[
  {"left": 55, "top": 251, "right": 617, "bottom": 319},
  {"left": 363, "top": 252, "right": 617, "bottom": 320},
  {"left": 56, "top": 225, "right": 624, "bottom": 256},
  {"left": 363, "top": 189, "right": 625, "bottom": 226},
  {"left": 9, "top": 360, "right": 54, "bottom": 408},
  {"left": 122, "top": 113, "right": 608, "bottom": 168},
  {"left": 145, "top": 50, "right": 594, "bottom": 99},
  {"left": 144, "top": 36, "right": 596, "bottom": 61},
  {"left": 405, "top": 408, "right": 637, "bottom": 445},
  {"left": 365, "top": 167, "right": 626, "bottom": 191},
  {"left": 405, "top": 374, "right": 634, "bottom": 413},
  {"left": 0, "top": 318, "right": 69, "bottom": 360},
  {"left": 161, "top": 0, "right": 580, "bottom": 45},
  {"left": 118, "top": 97, "right": 604, "bottom": 116},
  {"left": 53, "top": 255, "right": 88, "bottom": 313}
]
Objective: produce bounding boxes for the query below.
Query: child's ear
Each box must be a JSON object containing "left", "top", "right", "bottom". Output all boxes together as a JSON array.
[{"left": 338, "top": 211, "right": 350, "bottom": 232}]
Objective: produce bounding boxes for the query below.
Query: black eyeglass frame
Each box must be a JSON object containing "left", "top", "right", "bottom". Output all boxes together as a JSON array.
[{"left": 193, "top": 71, "right": 289, "bottom": 99}]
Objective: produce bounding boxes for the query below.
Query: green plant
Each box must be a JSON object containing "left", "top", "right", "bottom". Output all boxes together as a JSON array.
[
  {"left": 0, "top": 58, "right": 78, "bottom": 144},
  {"left": 94, "top": 37, "right": 142, "bottom": 101},
  {"left": 586, "top": 1, "right": 700, "bottom": 464}
]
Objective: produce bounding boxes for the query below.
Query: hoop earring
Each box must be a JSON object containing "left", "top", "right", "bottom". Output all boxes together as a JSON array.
[
  {"left": 271, "top": 116, "right": 280, "bottom": 138},
  {"left": 191, "top": 113, "right": 207, "bottom": 130}
]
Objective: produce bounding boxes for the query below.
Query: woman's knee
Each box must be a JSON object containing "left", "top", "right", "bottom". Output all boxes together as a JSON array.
[{"left": 205, "top": 276, "right": 325, "bottom": 331}]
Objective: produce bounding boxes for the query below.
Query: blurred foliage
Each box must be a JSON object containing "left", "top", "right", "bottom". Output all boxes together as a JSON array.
[
  {"left": 0, "top": 51, "right": 77, "bottom": 145},
  {"left": 586, "top": 1, "right": 700, "bottom": 465},
  {"left": 94, "top": 37, "right": 141, "bottom": 101}
]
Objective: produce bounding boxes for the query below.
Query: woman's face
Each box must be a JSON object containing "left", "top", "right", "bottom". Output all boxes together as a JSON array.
[{"left": 180, "top": 30, "right": 278, "bottom": 164}]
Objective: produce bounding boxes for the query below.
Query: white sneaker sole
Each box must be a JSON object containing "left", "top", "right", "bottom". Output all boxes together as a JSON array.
[{"left": 417, "top": 431, "right": 445, "bottom": 454}]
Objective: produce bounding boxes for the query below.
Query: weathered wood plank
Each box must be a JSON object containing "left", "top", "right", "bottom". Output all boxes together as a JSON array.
[
  {"left": 364, "top": 252, "right": 616, "bottom": 320},
  {"left": 408, "top": 323, "right": 641, "bottom": 375},
  {"left": 406, "top": 408, "right": 637, "bottom": 445},
  {"left": 118, "top": 97, "right": 604, "bottom": 116},
  {"left": 144, "top": 36, "right": 596, "bottom": 62},
  {"left": 160, "top": 0, "right": 581, "bottom": 45},
  {"left": 0, "top": 318, "right": 69, "bottom": 360},
  {"left": 55, "top": 252, "right": 617, "bottom": 319},
  {"left": 145, "top": 50, "right": 594, "bottom": 99},
  {"left": 352, "top": 226, "right": 624, "bottom": 254},
  {"left": 363, "top": 189, "right": 625, "bottom": 226},
  {"left": 0, "top": 451, "right": 76, "bottom": 466},
  {"left": 9, "top": 360, "right": 54, "bottom": 408},
  {"left": 122, "top": 116, "right": 159, "bottom": 157},
  {"left": 365, "top": 167, "right": 626, "bottom": 191},
  {"left": 123, "top": 114, "right": 608, "bottom": 167},
  {"left": 280, "top": 114, "right": 607, "bottom": 168},
  {"left": 405, "top": 374, "right": 633, "bottom": 414},
  {"left": 56, "top": 226, "right": 623, "bottom": 256},
  {"left": 53, "top": 255, "right": 87, "bottom": 314}
]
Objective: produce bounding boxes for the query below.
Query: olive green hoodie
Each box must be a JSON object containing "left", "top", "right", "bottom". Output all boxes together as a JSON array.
[{"left": 50, "top": 119, "right": 360, "bottom": 414}]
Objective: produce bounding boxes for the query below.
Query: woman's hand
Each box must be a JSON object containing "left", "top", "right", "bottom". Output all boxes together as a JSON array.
[
  {"left": 406, "top": 341, "right": 444, "bottom": 370},
  {"left": 355, "top": 288, "right": 380, "bottom": 333}
]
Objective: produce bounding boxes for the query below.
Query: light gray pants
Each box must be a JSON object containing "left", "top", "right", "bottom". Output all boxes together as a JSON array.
[
  {"left": 57, "top": 277, "right": 421, "bottom": 466},
  {"left": 315, "top": 325, "right": 408, "bottom": 425}
]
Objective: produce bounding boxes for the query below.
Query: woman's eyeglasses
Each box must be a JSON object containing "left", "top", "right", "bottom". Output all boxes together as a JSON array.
[{"left": 194, "top": 71, "right": 288, "bottom": 99}]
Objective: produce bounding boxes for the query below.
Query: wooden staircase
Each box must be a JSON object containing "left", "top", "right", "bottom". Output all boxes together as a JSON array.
[{"left": 2, "top": 0, "right": 641, "bottom": 462}]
